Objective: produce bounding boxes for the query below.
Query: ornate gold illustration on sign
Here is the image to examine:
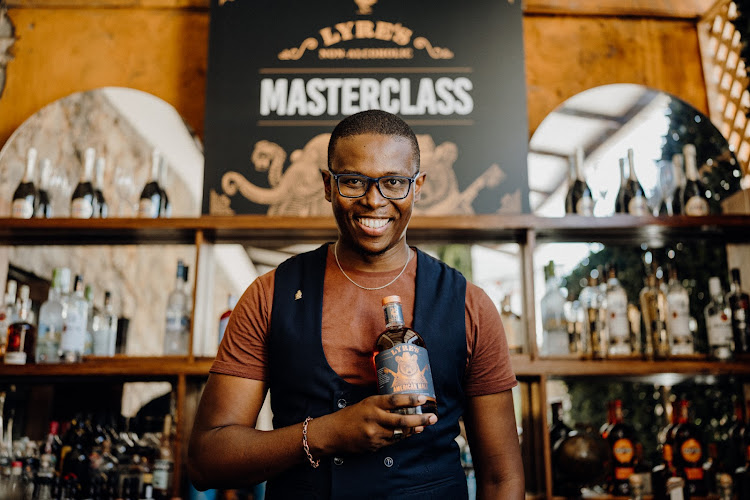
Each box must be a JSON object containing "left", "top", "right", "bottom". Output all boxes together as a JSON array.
[
  {"left": 278, "top": 38, "right": 319, "bottom": 61},
  {"left": 354, "top": 0, "right": 377, "bottom": 15},
  {"left": 210, "top": 133, "right": 515, "bottom": 215}
]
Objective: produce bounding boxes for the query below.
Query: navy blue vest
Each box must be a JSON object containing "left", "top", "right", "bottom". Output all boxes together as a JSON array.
[{"left": 266, "top": 244, "right": 468, "bottom": 499}]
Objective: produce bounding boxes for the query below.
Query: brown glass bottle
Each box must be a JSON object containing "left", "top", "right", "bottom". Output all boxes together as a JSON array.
[
  {"left": 673, "top": 400, "right": 707, "bottom": 497},
  {"left": 608, "top": 400, "right": 637, "bottom": 495},
  {"left": 373, "top": 295, "right": 437, "bottom": 415}
]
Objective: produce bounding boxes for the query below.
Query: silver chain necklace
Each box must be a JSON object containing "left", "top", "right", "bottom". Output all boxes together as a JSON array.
[{"left": 333, "top": 242, "right": 412, "bottom": 291}]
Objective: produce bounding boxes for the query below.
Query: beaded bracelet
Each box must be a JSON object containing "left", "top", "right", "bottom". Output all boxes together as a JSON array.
[{"left": 302, "top": 416, "right": 320, "bottom": 468}]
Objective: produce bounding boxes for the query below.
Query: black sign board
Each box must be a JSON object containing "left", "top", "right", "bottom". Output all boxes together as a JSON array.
[{"left": 203, "top": 0, "right": 529, "bottom": 215}]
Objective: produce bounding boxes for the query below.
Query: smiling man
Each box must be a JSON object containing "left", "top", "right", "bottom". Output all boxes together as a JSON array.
[{"left": 188, "top": 110, "right": 524, "bottom": 499}]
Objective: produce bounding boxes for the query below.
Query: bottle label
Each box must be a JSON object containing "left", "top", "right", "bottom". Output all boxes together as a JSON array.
[
  {"left": 628, "top": 196, "right": 649, "bottom": 216},
  {"left": 614, "top": 466, "right": 635, "bottom": 480},
  {"left": 71, "top": 198, "right": 94, "bottom": 219},
  {"left": 11, "top": 199, "right": 33, "bottom": 219},
  {"left": 612, "top": 438, "right": 634, "bottom": 464},
  {"left": 667, "top": 296, "right": 692, "bottom": 352},
  {"left": 576, "top": 197, "right": 593, "bottom": 216},
  {"left": 139, "top": 199, "right": 158, "bottom": 218},
  {"left": 684, "top": 467, "right": 703, "bottom": 480},
  {"left": 706, "top": 312, "right": 733, "bottom": 346},
  {"left": 680, "top": 438, "right": 702, "bottom": 463},
  {"left": 375, "top": 343, "right": 436, "bottom": 400},
  {"left": 663, "top": 444, "right": 673, "bottom": 462},
  {"left": 152, "top": 459, "right": 173, "bottom": 489},
  {"left": 684, "top": 196, "right": 709, "bottom": 216},
  {"left": 607, "top": 294, "right": 630, "bottom": 343}
]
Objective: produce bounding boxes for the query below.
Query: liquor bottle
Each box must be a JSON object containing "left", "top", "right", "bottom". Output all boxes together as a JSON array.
[
  {"left": 374, "top": 295, "right": 437, "bottom": 415},
  {"left": 704, "top": 277, "right": 734, "bottom": 360},
  {"left": 728, "top": 400, "right": 748, "bottom": 472},
  {"left": 11, "top": 147, "right": 38, "bottom": 219},
  {"left": 164, "top": 261, "right": 190, "bottom": 355},
  {"left": 182, "top": 264, "right": 192, "bottom": 317},
  {"left": 32, "top": 454, "right": 56, "bottom": 500},
  {"left": 60, "top": 423, "right": 91, "bottom": 495},
  {"left": 6, "top": 461, "right": 24, "bottom": 500},
  {"left": 727, "top": 268, "right": 750, "bottom": 354},
  {"left": 563, "top": 290, "right": 583, "bottom": 354},
  {"left": 565, "top": 147, "right": 594, "bottom": 216},
  {"left": 217, "top": 294, "right": 238, "bottom": 345},
  {"left": 549, "top": 400, "right": 571, "bottom": 448},
  {"left": 152, "top": 415, "right": 174, "bottom": 500},
  {"left": 629, "top": 473, "right": 644, "bottom": 500},
  {"left": 540, "top": 261, "right": 570, "bottom": 356},
  {"left": 36, "top": 268, "right": 65, "bottom": 363},
  {"left": 102, "top": 291, "right": 118, "bottom": 356},
  {"left": 652, "top": 405, "right": 683, "bottom": 500},
  {"left": 93, "top": 157, "right": 108, "bottom": 218},
  {"left": 35, "top": 158, "right": 52, "bottom": 218},
  {"left": 672, "top": 400, "right": 707, "bottom": 496},
  {"left": 665, "top": 267, "right": 694, "bottom": 356},
  {"left": 601, "top": 401, "right": 614, "bottom": 440},
  {"left": 615, "top": 158, "right": 628, "bottom": 214},
  {"left": 579, "top": 274, "right": 607, "bottom": 359},
  {"left": 500, "top": 295, "right": 523, "bottom": 354},
  {"left": 60, "top": 274, "right": 88, "bottom": 363},
  {"left": 717, "top": 473, "right": 733, "bottom": 500},
  {"left": 0, "top": 280, "right": 18, "bottom": 356},
  {"left": 70, "top": 148, "right": 98, "bottom": 219},
  {"left": 41, "top": 421, "right": 63, "bottom": 472},
  {"left": 606, "top": 266, "right": 633, "bottom": 357},
  {"left": 158, "top": 157, "right": 171, "bottom": 218},
  {"left": 671, "top": 153, "right": 685, "bottom": 215},
  {"left": 84, "top": 284, "right": 96, "bottom": 356},
  {"left": 681, "top": 144, "right": 710, "bottom": 216},
  {"left": 4, "top": 285, "right": 35, "bottom": 365},
  {"left": 139, "top": 150, "right": 164, "bottom": 219},
  {"left": 608, "top": 400, "right": 637, "bottom": 496},
  {"left": 640, "top": 274, "right": 669, "bottom": 359},
  {"left": 625, "top": 148, "right": 649, "bottom": 216}
]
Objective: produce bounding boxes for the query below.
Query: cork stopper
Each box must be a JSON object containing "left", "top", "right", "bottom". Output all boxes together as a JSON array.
[{"left": 382, "top": 295, "right": 401, "bottom": 306}]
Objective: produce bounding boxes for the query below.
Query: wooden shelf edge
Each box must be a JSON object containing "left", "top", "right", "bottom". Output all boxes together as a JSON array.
[{"left": 0, "top": 355, "right": 215, "bottom": 377}]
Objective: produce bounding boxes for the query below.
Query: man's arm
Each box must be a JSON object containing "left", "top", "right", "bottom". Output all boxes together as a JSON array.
[
  {"left": 187, "top": 372, "right": 438, "bottom": 490},
  {"left": 463, "top": 390, "right": 525, "bottom": 499}
]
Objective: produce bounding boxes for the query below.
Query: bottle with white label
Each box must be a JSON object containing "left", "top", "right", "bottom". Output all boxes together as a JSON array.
[
  {"left": 606, "top": 266, "right": 632, "bottom": 356},
  {"left": 60, "top": 274, "right": 88, "bottom": 363},
  {"left": 681, "top": 144, "right": 709, "bottom": 216},
  {"left": 70, "top": 148, "right": 98, "bottom": 219},
  {"left": 139, "top": 150, "right": 164, "bottom": 219},
  {"left": 11, "top": 148, "right": 38, "bottom": 219},
  {"left": 666, "top": 267, "right": 694, "bottom": 355},
  {"left": 704, "top": 277, "right": 734, "bottom": 360}
]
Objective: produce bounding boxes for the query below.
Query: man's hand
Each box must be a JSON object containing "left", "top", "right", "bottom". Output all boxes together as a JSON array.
[{"left": 307, "top": 393, "right": 438, "bottom": 456}]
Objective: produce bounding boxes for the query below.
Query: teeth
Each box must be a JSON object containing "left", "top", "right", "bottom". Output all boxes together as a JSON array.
[{"left": 358, "top": 218, "right": 389, "bottom": 229}]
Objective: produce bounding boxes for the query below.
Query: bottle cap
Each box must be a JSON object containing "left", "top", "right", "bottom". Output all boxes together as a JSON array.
[
  {"left": 708, "top": 277, "right": 722, "bottom": 296},
  {"left": 382, "top": 295, "right": 401, "bottom": 306}
]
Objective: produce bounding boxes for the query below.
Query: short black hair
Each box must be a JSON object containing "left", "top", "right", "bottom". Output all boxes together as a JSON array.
[{"left": 327, "top": 110, "right": 420, "bottom": 171}]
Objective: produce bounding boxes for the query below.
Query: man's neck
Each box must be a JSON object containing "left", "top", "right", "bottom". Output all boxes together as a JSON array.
[{"left": 333, "top": 240, "right": 411, "bottom": 273}]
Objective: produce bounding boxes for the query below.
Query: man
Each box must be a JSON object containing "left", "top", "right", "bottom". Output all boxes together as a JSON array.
[{"left": 188, "top": 110, "right": 524, "bottom": 498}]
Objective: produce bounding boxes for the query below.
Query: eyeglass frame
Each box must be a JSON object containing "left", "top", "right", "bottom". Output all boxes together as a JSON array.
[{"left": 327, "top": 170, "right": 422, "bottom": 200}]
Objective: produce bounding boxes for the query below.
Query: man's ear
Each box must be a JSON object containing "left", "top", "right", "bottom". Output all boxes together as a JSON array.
[
  {"left": 321, "top": 169, "right": 332, "bottom": 202},
  {"left": 413, "top": 172, "right": 426, "bottom": 202}
]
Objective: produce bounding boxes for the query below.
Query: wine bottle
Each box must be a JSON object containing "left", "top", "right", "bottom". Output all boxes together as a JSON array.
[
  {"left": 607, "top": 400, "right": 637, "bottom": 495},
  {"left": 70, "top": 148, "right": 98, "bottom": 219},
  {"left": 94, "top": 157, "right": 108, "bottom": 219},
  {"left": 565, "top": 147, "right": 594, "bottom": 216},
  {"left": 671, "top": 153, "right": 684, "bottom": 215},
  {"left": 374, "top": 295, "right": 437, "bottom": 415},
  {"left": 625, "top": 148, "right": 649, "bottom": 216},
  {"left": 139, "top": 150, "right": 164, "bottom": 219},
  {"left": 705, "top": 277, "right": 734, "bottom": 360},
  {"left": 35, "top": 158, "right": 52, "bottom": 218},
  {"left": 615, "top": 158, "right": 627, "bottom": 214},
  {"left": 681, "top": 144, "right": 709, "bottom": 216},
  {"left": 728, "top": 268, "right": 750, "bottom": 354},
  {"left": 11, "top": 147, "right": 38, "bottom": 219}
]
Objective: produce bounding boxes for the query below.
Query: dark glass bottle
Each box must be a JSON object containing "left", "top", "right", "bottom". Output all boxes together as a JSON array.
[
  {"left": 728, "top": 268, "right": 750, "bottom": 354},
  {"left": 70, "top": 147, "right": 99, "bottom": 219},
  {"left": 549, "top": 401, "right": 571, "bottom": 449},
  {"left": 673, "top": 400, "right": 707, "bottom": 497},
  {"left": 735, "top": 442, "right": 750, "bottom": 500},
  {"left": 35, "top": 158, "right": 52, "bottom": 219},
  {"left": 624, "top": 148, "right": 649, "bottom": 215},
  {"left": 61, "top": 421, "right": 92, "bottom": 495},
  {"left": 4, "top": 284, "right": 35, "bottom": 365},
  {"left": 94, "top": 157, "right": 108, "bottom": 219},
  {"left": 607, "top": 399, "right": 637, "bottom": 495},
  {"left": 615, "top": 157, "right": 627, "bottom": 214},
  {"left": 565, "top": 147, "right": 594, "bottom": 216},
  {"left": 681, "top": 144, "right": 710, "bottom": 216},
  {"left": 374, "top": 295, "right": 437, "bottom": 415},
  {"left": 11, "top": 147, "right": 38, "bottom": 219},
  {"left": 138, "top": 150, "right": 164, "bottom": 219},
  {"left": 728, "top": 400, "right": 748, "bottom": 472},
  {"left": 158, "top": 157, "right": 171, "bottom": 218}
]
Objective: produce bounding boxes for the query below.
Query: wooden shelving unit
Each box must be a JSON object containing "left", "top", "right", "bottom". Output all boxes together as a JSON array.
[{"left": 1, "top": 213, "right": 749, "bottom": 499}]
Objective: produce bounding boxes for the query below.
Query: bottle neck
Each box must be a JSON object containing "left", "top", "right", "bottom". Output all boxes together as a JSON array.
[
  {"left": 627, "top": 149, "right": 639, "bottom": 183},
  {"left": 685, "top": 153, "right": 699, "bottom": 181},
  {"left": 23, "top": 149, "right": 37, "bottom": 183}
]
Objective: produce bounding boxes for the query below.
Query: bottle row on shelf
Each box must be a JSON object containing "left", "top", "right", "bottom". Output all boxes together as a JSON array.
[
  {"left": 550, "top": 397, "right": 750, "bottom": 499},
  {"left": 565, "top": 143, "right": 723, "bottom": 217},
  {"left": 10, "top": 148, "right": 171, "bottom": 220},
  {"left": 540, "top": 261, "right": 750, "bottom": 361}
]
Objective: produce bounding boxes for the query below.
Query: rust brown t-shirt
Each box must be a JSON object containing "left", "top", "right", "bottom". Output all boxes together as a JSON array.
[{"left": 211, "top": 245, "right": 517, "bottom": 396}]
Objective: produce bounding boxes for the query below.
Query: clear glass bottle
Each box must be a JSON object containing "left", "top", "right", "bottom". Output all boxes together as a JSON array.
[
  {"left": 84, "top": 284, "right": 97, "bottom": 356},
  {"left": 164, "top": 261, "right": 189, "bottom": 355},
  {"left": 36, "top": 268, "right": 65, "bottom": 363},
  {"left": 373, "top": 295, "right": 437, "bottom": 415},
  {"left": 101, "top": 291, "right": 118, "bottom": 357},
  {"left": 681, "top": 144, "right": 709, "bottom": 216},
  {"left": 666, "top": 267, "right": 694, "bottom": 356},
  {"left": 60, "top": 274, "right": 88, "bottom": 363},
  {"left": 578, "top": 274, "right": 607, "bottom": 359},
  {"left": 70, "top": 148, "right": 98, "bottom": 219},
  {"left": 563, "top": 289, "right": 583, "bottom": 355},
  {"left": 565, "top": 147, "right": 594, "bottom": 216},
  {"left": 4, "top": 285, "right": 34, "bottom": 365},
  {"left": 606, "top": 266, "right": 632, "bottom": 356},
  {"left": 727, "top": 268, "right": 750, "bottom": 354},
  {"left": 11, "top": 147, "right": 38, "bottom": 219},
  {"left": 0, "top": 280, "right": 18, "bottom": 357},
  {"left": 639, "top": 274, "right": 669, "bottom": 359},
  {"left": 139, "top": 150, "right": 164, "bottom": 219},
  {"left": 705, "top": 277, "right": 734, "bottom": 360},
  {"left": 500, "top": 295, "right": 523, "bottom": 354},
  {"left": 91, "top": 289, "right": 113, "bottom": 356},
  {"left": 94, "top": 157, "right": 108, "bottom": 219},
  {"left": 35, "top": 158, "right": 52, "bottom": 219},
  {"left": 540, "top": 261, "right": 569, "bottom": 356}
]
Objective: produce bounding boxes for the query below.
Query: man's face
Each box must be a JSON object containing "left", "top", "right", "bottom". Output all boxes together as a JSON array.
[{"left": 323, "top": 133, "right": 424, "bottom": 257}]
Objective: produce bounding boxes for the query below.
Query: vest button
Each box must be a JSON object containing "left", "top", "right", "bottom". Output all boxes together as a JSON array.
[
  {"left": 333, "top": 457, "right": 344, "bottom": 466},
  {"left": 384, "top": 457, "right": 394, "bottom": 468},
  {"left": 337, "top": 399, "right": 347, "bottom": 409}
]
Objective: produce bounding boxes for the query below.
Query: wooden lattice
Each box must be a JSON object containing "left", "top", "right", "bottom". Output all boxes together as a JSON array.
[{"left": 698, "top": 0, "right": 750, "bottom": 174}]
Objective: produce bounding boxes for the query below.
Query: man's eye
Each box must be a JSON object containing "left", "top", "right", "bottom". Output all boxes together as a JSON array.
[
  {"left": 341, "top": 176, "right": 365, "bottom": 187},
  {"left": 384, "top": 177, "right": 407, "bottom": 187}
]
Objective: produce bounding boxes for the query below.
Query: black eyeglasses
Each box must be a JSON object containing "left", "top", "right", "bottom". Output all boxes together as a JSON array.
[{"left": 328, "top": 171, "right": 420, "bottom": 200}]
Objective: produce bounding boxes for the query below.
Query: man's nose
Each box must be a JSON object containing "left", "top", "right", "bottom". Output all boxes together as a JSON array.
[{"left": 361, "top": 179, "right": 388, "bottom": 206}]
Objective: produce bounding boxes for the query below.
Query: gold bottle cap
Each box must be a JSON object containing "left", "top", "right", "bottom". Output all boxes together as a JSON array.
[{"left": 382, "top": 295, "right": 401, "bottom": 306}]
